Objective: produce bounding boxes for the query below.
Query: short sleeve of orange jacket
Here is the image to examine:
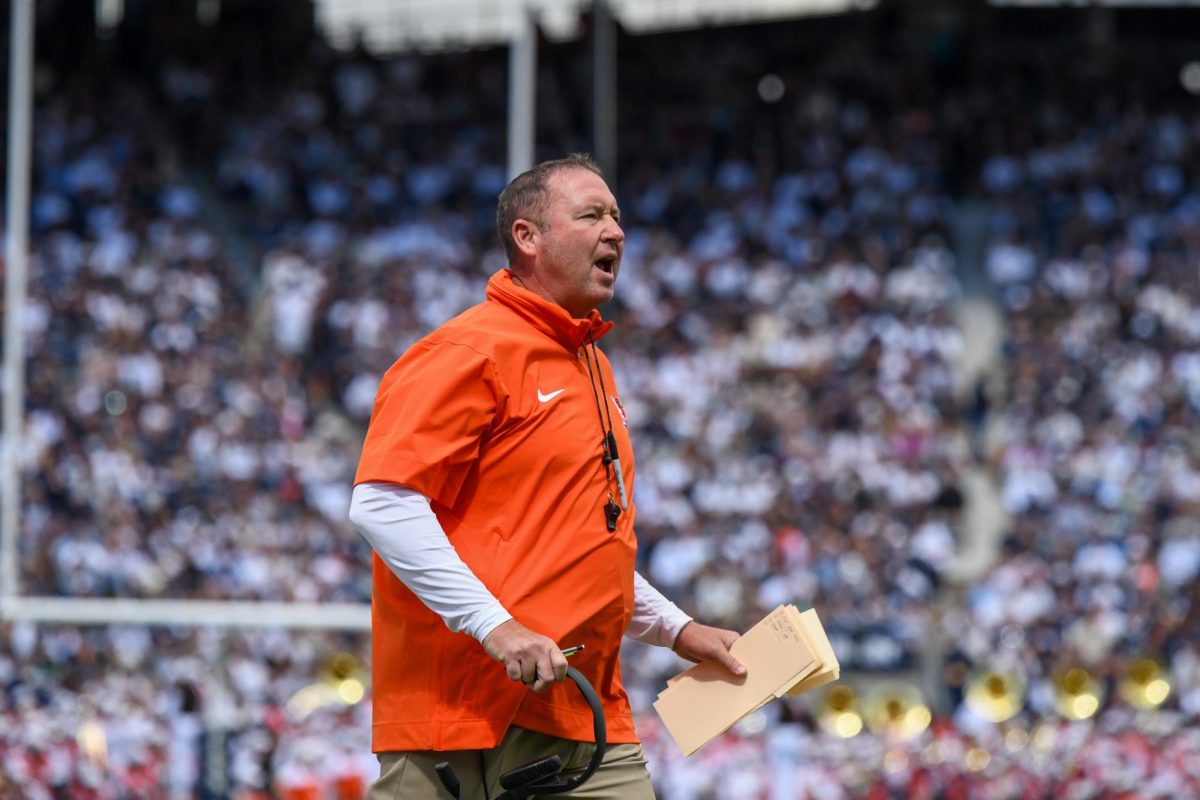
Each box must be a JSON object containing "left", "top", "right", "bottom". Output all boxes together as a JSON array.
[{"left": 354, "top": 340, "right": 500, "bottom": 509}]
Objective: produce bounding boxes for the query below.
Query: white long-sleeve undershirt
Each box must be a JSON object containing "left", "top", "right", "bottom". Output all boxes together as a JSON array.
[{"left": 348, "top": 481, "right": 692, "bottom": 648}]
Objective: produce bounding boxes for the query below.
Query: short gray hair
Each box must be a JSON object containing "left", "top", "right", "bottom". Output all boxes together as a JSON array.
[{"left": 496, "top": 153, "right": 604, "bottom": 263}]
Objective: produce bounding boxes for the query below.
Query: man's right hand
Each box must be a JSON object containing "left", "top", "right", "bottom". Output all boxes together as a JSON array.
[{"left": 481, "top": 619, "right": 568, "bottom": 693}]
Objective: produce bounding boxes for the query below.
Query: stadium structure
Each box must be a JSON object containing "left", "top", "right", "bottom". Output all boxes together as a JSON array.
[{"left": 3, "top": 0, "right": 1200, "bottom": 797}]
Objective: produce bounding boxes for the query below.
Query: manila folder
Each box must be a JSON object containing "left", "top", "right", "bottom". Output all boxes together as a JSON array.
[{"left": 653, "top": 605, "right": 818, "bottom": 756}]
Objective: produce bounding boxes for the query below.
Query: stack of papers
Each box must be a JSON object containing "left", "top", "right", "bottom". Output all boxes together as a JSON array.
[{"left": 653, "top": 604, "right": 840, "bottom": 756}]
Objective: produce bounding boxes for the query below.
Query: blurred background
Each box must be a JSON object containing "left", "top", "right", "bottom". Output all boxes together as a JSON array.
[{"left": 1, "top": 0, "right": 1200, "bottom": 797}]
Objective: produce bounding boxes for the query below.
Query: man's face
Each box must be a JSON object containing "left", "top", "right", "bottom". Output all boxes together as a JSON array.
[{"left": 531, "top": 168, "right": 624, "bottom": 318}]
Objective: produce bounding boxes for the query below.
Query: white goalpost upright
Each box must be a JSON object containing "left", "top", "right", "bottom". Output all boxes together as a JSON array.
[
  {"left": 507, "top": 4, "right": 537, "bottom": 180},
  {"left": 0, "top": 4, "right": 369, "bottom": 780},
  {"left": 0, "top": 0, "right": 370, "bottom": 635},
  {"left": 0, "top": 1, "right": 538, "bottom": 637},
  {"left": 1, "top": 0, "right": 33, "bottom": 620}
]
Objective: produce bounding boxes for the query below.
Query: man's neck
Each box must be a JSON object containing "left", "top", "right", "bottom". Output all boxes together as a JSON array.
[{"left": 508, "top": 269, "right": 591, "bottom": 319}]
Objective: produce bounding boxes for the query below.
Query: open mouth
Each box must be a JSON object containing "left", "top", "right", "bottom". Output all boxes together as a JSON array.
[{"left": 594, "top": 255, "right": 617, "bottom": 275}]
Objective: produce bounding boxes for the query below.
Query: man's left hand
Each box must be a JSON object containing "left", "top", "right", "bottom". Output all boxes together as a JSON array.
[{"left": 671, "top": 622, "right": 746, "bottom": 677}]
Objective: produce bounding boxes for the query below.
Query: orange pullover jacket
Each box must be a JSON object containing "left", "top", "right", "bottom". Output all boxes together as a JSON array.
[{"left": 354, "top": 269, "right": 639, "bottom": 752}]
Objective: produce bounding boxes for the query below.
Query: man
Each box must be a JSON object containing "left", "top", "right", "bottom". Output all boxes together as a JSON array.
[{"left": 349, "top": 154, "right": 745, "bottom": 799}]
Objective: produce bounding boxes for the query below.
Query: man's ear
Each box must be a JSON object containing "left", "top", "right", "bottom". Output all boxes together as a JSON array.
[{"left": 512, "top": 218, "right": 539, "bottom": 257}]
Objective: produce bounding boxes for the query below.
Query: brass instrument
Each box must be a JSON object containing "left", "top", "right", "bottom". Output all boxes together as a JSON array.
[
  {"left": 816, "top": 684, "right": 864, "bottom": 738},
  {"left": 1052, "top": 666, "right": 1104, "bottom": 720},
  {"left": 864, "top": 683, "right": 932, "bottom": 738},
  {"left": 287, "top": 651, "right": 368, "bottom": 719},
  {"left": 965, "top": 671, "right": 1025, "bottom": 723},
  {"left": 1118, "top": 657, "right": 1171, "bottom": 710}
]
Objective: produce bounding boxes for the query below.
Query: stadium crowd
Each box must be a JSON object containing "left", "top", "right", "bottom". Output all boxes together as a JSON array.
[
  {"left": 3, "top": 50, "right": 373, "bottom": 799},
  {"left": 1, "top": 5, "right": 1198, "bottom": 798},
  {"left": 18, "top": 81, "right": 369, "bottom": 606},
  {"left": 937, "top": 44, "right": 1200, "bottom": 797}
]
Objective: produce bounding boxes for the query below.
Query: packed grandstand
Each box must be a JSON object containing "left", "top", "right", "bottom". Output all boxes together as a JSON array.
[{"left": 2, "top": 2, "right": 1199, "bottom": 797}]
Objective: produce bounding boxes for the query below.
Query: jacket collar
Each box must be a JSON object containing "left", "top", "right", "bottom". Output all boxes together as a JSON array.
[{"left": 486, "top": 269, "right": 614, "bottom": 350}]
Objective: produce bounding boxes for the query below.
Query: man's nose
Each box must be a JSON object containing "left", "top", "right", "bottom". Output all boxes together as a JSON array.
[{"left": 603, "top": 217, "right": 624, "bottom": 244}]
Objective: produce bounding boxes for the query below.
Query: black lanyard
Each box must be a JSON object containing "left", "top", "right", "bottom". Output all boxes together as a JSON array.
[{"left": 581, "top": 333, "right": 628, "bottom": 531}]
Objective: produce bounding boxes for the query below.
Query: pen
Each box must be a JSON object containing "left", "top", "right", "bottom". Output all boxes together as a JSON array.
[{"left": 561, "top": 645, "right": 585, "bottom": 658}]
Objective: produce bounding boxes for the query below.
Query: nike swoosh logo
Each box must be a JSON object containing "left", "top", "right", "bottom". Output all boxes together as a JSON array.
[{"left": 537, "top": 388, "right": 565, "bottom": 403}]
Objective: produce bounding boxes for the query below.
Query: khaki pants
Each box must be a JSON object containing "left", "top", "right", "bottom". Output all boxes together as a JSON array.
[{"left": 368, "top": 726, "right": 655, "bottom": 800}]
